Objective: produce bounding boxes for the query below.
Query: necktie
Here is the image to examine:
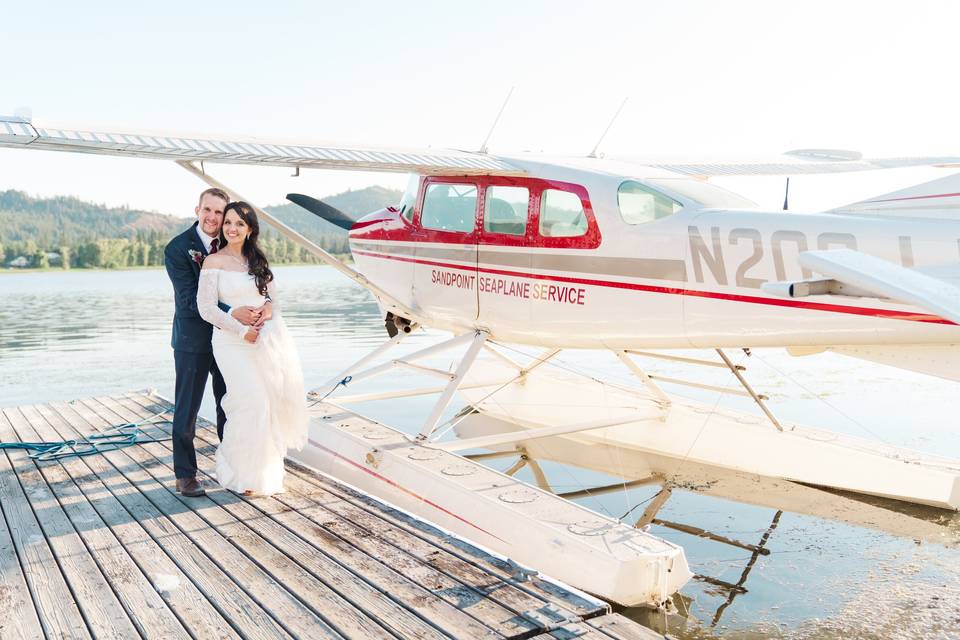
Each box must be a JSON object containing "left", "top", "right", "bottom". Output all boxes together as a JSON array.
[{"left": 210, "top": 238, "right": 219, "bottom": 254}]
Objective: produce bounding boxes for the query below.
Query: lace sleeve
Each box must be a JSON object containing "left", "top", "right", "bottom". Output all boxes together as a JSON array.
[
  {"left": 197, "top": 268, "right": 248, "bottom": 337},
  {"left": 267, "top": 278, "right": 279, "bottom": 313}
]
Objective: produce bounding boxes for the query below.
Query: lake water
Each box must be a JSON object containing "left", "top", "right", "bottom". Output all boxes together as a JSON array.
[{"left": 2, "top": 266, "right": 959, "bottom": 639}]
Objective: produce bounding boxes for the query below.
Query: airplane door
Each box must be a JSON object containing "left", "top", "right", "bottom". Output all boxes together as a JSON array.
[
  {"left": 476, "top": 183, "right": 533, "bottom": 334},
  {"left": 411, "top": 180, "right": 480, "bottom": 330}
]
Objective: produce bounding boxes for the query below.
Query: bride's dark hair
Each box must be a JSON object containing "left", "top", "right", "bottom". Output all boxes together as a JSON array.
[{"left": 221, "top": 201, "right": 273, "bottom": 296}]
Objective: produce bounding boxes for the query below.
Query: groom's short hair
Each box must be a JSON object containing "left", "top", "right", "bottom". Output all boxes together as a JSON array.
[{"left": 198, "top": 187, "right": 229, "bottom": 206}]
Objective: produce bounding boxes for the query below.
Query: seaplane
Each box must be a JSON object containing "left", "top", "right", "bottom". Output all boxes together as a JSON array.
[{"left": 2, "top": 113, "right": 960, "bottom": 609}]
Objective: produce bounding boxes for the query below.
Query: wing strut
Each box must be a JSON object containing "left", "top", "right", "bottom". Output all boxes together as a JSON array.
[{"left": 715, "top": 349, "right": 783, "bottom": 432}]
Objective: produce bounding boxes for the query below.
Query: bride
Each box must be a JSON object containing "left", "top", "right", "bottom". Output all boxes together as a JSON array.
[{"left": 196, "top": 201, "right": 308, "bottom": 495}]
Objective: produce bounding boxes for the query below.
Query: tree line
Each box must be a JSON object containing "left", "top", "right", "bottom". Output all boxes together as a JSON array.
[
  {"left": 1, "top": 230, "right": 348, "bottom": 269},
  {"left": 0, "top": 187, "right": 394, "bottom": 269}
]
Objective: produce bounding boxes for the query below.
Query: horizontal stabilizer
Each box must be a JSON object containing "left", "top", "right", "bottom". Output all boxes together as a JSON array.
[
  {"left": 829, "top": 171, "right": 960, "bottom": 219},
  {"left": 793, "top": 249, "right": 960, "bottom": 325}
]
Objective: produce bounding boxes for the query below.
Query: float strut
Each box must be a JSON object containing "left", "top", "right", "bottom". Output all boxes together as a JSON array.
[{"left": 417, "top": 331, "right": 488, "bottom": 440}]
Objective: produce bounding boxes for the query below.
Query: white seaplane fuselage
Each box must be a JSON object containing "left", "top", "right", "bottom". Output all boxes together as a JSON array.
[{"left": 350, "top": 158, "right": 960, "bottom": 354}]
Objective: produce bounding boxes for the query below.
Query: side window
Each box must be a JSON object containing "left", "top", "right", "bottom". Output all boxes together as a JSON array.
[
  {"left": 618, "top": 181, "right": 682, "bottom": 224},
  {"left": 483, "top": 186, "right": 528, "bottom": 236},
  {"left": 421, "top": 183, "right": 477, "bottom": 233},
  {"left": 539, "top": 189, "right": 586, "bottom": 238}
]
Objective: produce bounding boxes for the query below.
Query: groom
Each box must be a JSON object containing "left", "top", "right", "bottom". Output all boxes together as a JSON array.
[{"left": 164, "top": 187, "right": 261, "bottom": 497}]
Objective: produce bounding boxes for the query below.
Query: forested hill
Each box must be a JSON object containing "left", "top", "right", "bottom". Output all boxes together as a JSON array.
[{"left": 0, "top": 186, "right": 401, "bottom": 268}]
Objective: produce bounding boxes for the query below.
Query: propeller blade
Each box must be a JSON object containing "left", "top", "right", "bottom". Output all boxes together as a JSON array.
[{"left": 286, "top": 193, "right": 355, "bottom": 230}]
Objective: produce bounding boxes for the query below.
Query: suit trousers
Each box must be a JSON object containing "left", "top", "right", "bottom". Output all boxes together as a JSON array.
[{"left": 172, "top": 349, "right": 227, "bottom": 479}]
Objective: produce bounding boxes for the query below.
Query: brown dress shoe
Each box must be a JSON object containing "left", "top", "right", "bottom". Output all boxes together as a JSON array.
[{"left": 175, "top": 477, "right": 206, "bottom": 497}]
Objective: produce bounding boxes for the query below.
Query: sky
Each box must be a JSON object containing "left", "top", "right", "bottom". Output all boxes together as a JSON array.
[{"left": 1, "top": 0, "right": 959, "bottom": 216}]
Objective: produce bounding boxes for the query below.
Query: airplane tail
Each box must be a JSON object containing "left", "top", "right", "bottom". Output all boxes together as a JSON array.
[{"left": 829, "top": 171, "right": 960, "bottom": 220}]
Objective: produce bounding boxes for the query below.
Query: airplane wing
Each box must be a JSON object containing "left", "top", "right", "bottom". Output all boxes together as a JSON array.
[
  {"left": 0, "top": 115, "right": 524, "bottom": 176},
  {"left": 4, "top": 115, "right": 960, "bottom": 178},
  {"left": 612, "top": 149, "right": 960, "bottom": 177},
  {"left": 762, "top": 248, "right": 960, "bottom": 325}
]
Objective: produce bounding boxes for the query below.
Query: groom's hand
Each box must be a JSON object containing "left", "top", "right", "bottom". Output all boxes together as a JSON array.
[
  {"left": 231, "top": 306, "right": 262, "bottom": 326},
  {"left": 243, "top": 326, "right": 260, "bottom": 344}
]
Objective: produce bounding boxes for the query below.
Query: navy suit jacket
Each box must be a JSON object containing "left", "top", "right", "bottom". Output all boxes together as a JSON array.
[{"left": 164, "top": 222, "right": 229, "bottom": 354}]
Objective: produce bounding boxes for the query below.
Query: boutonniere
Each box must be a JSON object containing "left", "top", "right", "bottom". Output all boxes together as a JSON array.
[{"left": 188, "top": 249, "right": 204, "bottom": 266}]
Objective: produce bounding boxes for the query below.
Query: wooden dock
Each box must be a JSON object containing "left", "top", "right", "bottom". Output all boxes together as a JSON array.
[{"left": 0, "top": 391, "right": 664, "bottom": 639}]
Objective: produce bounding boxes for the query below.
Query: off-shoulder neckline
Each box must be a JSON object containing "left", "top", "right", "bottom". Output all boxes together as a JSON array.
[{"left": 201, "top": 266, "right": 251, "bottom": 274}]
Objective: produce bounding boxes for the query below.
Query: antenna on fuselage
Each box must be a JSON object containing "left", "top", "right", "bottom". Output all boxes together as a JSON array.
[
  {"left": 783, "top": 177, "right": 790, "bottom": 211},
  {"left": 478, "top": 87, "right": 514, "bottom": 154},
  {"left": 588, "top": 97, "right": 628, "bottom": 158}
]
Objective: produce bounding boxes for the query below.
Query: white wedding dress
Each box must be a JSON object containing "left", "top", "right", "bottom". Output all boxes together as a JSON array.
[{"left": 196, "top": 267, "right": 308, "bottom": 495}]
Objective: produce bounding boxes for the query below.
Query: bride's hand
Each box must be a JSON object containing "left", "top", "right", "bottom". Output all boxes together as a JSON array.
[
  {"left": 258, "top": 301, "right": 273, "bottom": 323},
  {"left": 243, "top": 326, "right": 260, "bottom": 344}
]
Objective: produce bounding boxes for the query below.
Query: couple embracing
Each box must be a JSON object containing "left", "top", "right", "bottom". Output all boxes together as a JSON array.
[{"left": 164, "top": 188, "right": 308, "bottom": 498}]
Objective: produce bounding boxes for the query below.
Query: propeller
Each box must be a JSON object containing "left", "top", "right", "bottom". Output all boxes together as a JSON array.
[{"left": 286, "top": 193, "right": 355, "bottom": 230}]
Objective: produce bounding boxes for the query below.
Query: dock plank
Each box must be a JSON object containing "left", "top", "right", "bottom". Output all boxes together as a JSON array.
[
  {"left": 281, "top": 437, "right": 604, "bottom": 617},
  {"left": 102, "top": 393, "right": 506, "bottom": 640},
  {"left": 45, "top": 399, "right": 298, "bottom": 640},
  {"left": 1, "top": 390, "right": 667, "bottom": 640},
  {"left": 266, "top": 471, "right": 575, "bottom": 632},
  {"left": 0, "top": 408, "right": 132, "bottom": 639},
  {"left": 132, "top": 391, "right": 604, "bottom": 623},
  {"left": 8, "top": 404, "right": 192, "bottom": 640},
  {"left": 123, "top": 392, "right": 573, "bottom": 637},
  {"left": 0, "top": 430, "right": 44, "bottom": 640},
  {"left": 529, "top": 623, "right": 621, "bottom": 640},
  {"left": 87, "top": 398, "right": 458, "bottom": 638},
  {"left": 586, "top": 614, "right": 669, "bottom": 639},
  {"left": 25, "top": 402, "right": 236, "bottom": 639},
  {"left": 281, "top": 461, "right": 603, "bottom": 609},
  {"left": 283, "top": 452, "right": 605, "bottom": 615},
  {"left": 63, "top": 396, "right": 348, "bottom": 640}
]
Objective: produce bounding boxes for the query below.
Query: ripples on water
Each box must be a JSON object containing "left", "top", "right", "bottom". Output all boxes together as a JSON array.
[{"left": 2, "top": 266, "right": 959, "bottom": 639}]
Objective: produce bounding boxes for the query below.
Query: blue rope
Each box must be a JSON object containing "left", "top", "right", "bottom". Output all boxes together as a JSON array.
[
  {"left": 308, "top": 375, "right": 354, "bottom": 407},
  {"left": 0, "top": 413, "right": 171, "bottom": 461}
]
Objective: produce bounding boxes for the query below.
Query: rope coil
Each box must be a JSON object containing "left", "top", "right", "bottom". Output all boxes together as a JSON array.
[{"left": 0, "top": 412, "right": 171, "bottom": 461}]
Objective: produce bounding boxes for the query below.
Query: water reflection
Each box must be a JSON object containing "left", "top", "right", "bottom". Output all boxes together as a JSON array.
[{"left": 2, "top": 266, "right": 959, "bottom": 638}]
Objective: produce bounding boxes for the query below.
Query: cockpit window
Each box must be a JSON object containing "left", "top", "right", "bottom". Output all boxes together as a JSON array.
[
  {"left": 648, "top": 178, "right": 757, "bottom": 209},
  {"left": 484, "top": 185, "right": 528, "bottom": 236},
  {"left": 421, "top": 183, "right": 477, "bottom": 233},
  {"left": 617, "top": 181, "right": 682, "bottom": 225}
]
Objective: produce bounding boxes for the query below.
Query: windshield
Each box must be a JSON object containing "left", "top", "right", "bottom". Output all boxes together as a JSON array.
[
  {"left": 648, "top": 178, "right": 757, "bottom": 209},
  {"left": 397, "top": 173, "right": 419, "bottom": 221}
]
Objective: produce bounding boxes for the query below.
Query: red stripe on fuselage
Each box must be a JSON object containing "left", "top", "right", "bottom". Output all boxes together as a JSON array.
[
  {"left": 352, "top": 248, "right": 955, "bottom": 325},
  {"left": 350, "top": 218, "right": 392, "bottom": 231},
  {"left": 309, "top": 438, "right": 505, "bottom": 543}
]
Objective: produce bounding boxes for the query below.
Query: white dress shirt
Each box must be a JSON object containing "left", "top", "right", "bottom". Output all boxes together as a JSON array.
[{"left": 196, "top": 226, "right": 218, "bottom": 254}]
